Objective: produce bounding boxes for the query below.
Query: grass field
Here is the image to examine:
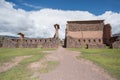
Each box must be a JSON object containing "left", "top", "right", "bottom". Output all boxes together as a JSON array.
[
  {"left": 70, "top": 48, "right": 120, "bottom": 80},
  {"left": 0, "top": 48, "right": 54, "bottom": 80}
]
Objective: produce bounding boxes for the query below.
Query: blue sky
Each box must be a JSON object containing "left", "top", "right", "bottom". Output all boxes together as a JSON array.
[
  {"left": 6, "top": 0, "right": 120, "bottom": 15},
  {"left": 0, "top": 0, "right": 120, "bottom": 38}
]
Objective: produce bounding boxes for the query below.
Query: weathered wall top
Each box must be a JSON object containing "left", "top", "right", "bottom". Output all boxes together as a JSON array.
[
  {"left": 67, "top": 20, "right": 104, "bottom": 24},
  {"left": 67, "top": 20, "right": 104, "bottom": 31}
]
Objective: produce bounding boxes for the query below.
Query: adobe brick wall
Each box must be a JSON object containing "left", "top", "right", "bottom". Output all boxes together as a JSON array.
[
  {"left": 65, "top": 36, "right": 104, "bottom": 48},
  {"left": 0, "top": 21, "right": 113, "bottom": 49},
  {"left": 65, "top": 20, "right": 108, "bottom": 48},
  {"left": 2, "top": 38, "right": 60, "bottom": 48},
  {"left": 103, "top": 24, "right": 111, "bottom": 46},
  {"left": 67, "top": 31, "right": 103, "bottom": 38}
]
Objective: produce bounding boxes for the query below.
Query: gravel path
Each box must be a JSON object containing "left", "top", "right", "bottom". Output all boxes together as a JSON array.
[{"left": 40, "top": 47, "right": 115, "bottom": 80}]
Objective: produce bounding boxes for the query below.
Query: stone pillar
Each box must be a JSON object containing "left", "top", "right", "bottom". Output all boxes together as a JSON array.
[
  {"left": 54, "top": 24, "right": 60, "bottom": 39},
  {"left": 103, "top": 24, "right": 111, "bottom": 45},
  {"left": 18, "top": 32, "right": 24, "bottom": 48}
]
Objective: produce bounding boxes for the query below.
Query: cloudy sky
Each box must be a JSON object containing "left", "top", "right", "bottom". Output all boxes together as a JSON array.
[{"left": 0, "top": 0, "right": 120, "bottom": 39}]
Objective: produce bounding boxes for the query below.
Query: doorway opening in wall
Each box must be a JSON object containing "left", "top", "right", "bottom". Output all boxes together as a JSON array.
[{"left": 60, "top": 39, "right": 65, "bottom": 48}]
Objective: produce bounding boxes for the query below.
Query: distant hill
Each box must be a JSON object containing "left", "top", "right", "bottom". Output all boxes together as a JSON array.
[
  {"left": 0, "top": 35, "right": 18, "bottom": 38},
  {"left": 0, "top": 35, "right": 18, "bottom": 43},
  {"left": 113, "top": 33, "right": 120, "bottom": 36}
]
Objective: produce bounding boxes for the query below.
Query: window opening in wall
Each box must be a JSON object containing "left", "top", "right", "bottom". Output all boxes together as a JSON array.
[
  {"left": 78, "top": 39, "right": 81, "bottom": 42},
  {"left": 94, "top": 39, "right": 96, "bottom": 42},
  {"left": 12, "top": 39, "right": 14, "bottom": 41},
  {"left": 84, "top": 39, "right": 85, "bottom": 43},
  {"left": 99, "top": 39, "right": 101, "bottom": 43},
  {"left": 88, "top": 39, "right": 90, "bottom": 42}
]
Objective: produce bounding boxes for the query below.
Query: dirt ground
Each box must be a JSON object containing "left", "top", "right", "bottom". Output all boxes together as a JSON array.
[
  {"left": 39, "top": 47, "right": 116, "bottom": 80},
  {"left": 0, "top": 47, "right": 116, "bottom": 80},
  {"left": 0, "top": 55, "right": 32, "bottom": 73}
]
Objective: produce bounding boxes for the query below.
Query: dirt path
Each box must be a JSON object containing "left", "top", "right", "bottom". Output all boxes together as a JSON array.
[
  {"left": 0, "top": 55, "right": 32, "bottom": 73},
  {"left": 40, "top": 47, "right": 115, "bottom": 80}
]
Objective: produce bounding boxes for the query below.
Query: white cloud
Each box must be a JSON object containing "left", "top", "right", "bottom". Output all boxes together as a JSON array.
[
  {"left": 23, "top": 3, "right": 43, "bottom": 9},
  {"left": 0, "top": 0, "right": 120, "bottom": 39},
  {"left": 97, "top": 11, "right": 120, "bottom": 34}
]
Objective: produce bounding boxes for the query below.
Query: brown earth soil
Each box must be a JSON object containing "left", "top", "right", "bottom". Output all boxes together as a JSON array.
[
  {"left": 0, "top": 47, "right": 115, "bottom": 80},
  {"left": 0, "top": 55, "right": 32, "bottom": 73},
  {"left": 39, "top": 47, "right": 116, "bottom": 80}
]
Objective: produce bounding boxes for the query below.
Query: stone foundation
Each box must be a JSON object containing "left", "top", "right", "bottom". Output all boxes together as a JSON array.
[
  {"left": 87, "top": 44, "right": 105, "bottom": 49},
  {"left": 65, "top": 20, "right": 111, "bottom": 48},
  {"left": 111, "top": 36, "right": 120, "bottom": 48},
  {"left": 65, "top": 36, "right": 105, "bottom": 48},
  {"left": 2, "top": 38, "right": 60, "bottom": 48}
]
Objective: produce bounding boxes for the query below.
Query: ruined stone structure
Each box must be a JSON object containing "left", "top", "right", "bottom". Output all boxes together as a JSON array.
[
  {"left": 110, "top": 36, "right": 120, "bottom": 48},
  {"left": 18, "top": 32, "right": 24, "bottom": 48},
  {"left": 0, "top": 20, "right": 114, "bottom": 48},
  {"left": 2, "top": 38, "right": 60, "bottom": 48},
  {"left": 54, "top": 24, "right": 60, "bottom": 39},
  {"left": 2, "top": 24, "right": 60, "bottom": 48},
  {"left": 103, "top": 24, "right": 111, "bottom": 46},
  {"left": 64, "top": 20, "right": 111, "bottom": 48},
  {"left": 0, "top": 41, "right": 2, "bottom": 48}
]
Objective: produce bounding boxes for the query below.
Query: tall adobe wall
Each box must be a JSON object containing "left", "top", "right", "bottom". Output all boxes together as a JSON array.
[
  {"left": 103, "top": 24, "right": 111, "bottom": 46},
  {"left": 65, "top": 20, "right": 106, "bottom": 48}
]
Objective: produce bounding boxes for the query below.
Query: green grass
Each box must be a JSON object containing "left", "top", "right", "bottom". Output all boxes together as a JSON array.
[
  {"left": 69, "top": 48, "right": 120, "bottom": 80},
  {"left": 40, "top": 61, "right": 59, "bottom": 73},
  {"left": 0, "top": 48, "right": 55, "bottom": 80},
  {"left": 0, "top": 48, "right": 54, "bottom": 63}
]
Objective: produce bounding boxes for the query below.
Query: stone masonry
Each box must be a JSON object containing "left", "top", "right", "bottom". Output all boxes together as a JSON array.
[
  {"left": 2, "top": 24, "right": 60, "bottom": 48},
  {"left": 1, "top": 20, "right": 115, "bottom": 48},
  {"left": 64, "top": 20, "right": 111, "bottom": 48},
  {"left": 110, "top": 36, "right": 120, "bottom": 48}
]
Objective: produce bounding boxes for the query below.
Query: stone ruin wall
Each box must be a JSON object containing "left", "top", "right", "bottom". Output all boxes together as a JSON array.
[
  {"left": 67, "top": 22, "right": 104, "bottom": 31},
  {"left": 65, "top": 21, "right": 106, "bottom": 48},
  {"left": 103, "top": 24, "right": 111, "bottom": 46},
  {"left": 110, "top": 36, "right": 120, "bottom": 48},
  {"left": 65, "top": 36, "right": 105, "bottom": 48},
  {"left": 0, "top": 21, "right": 114, "bottom": 48},
  {"left": 2, "top": 38, "right": 60, "bottom": 48},
  {"left": 2, "top": 24, "right": 60, "bottom": 48}
]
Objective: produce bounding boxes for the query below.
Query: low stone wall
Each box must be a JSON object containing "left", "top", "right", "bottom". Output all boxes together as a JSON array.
[
  {"left": 42, "top": 38, "right": 60, "bottom": 48},
  {"left": 112, "top": 41, "right": 120, "bottom": 48},
  {"left": 111, "top": 36, "right": 120, "bottom": 48},
  {"left": 87, "top": 44, "right": 105, "bottom": 49},
  {"left": 65, "top": 36, "right": 105, "bottom": 48},
  {"left": 2, "top": 38, "right": 60, "bottom": 48},
  {"left": 2, "top": 39, "right": 19, "bottom": 48},
  {"left": 0, "top": 43, "right": 2, "bottom": 48}
]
